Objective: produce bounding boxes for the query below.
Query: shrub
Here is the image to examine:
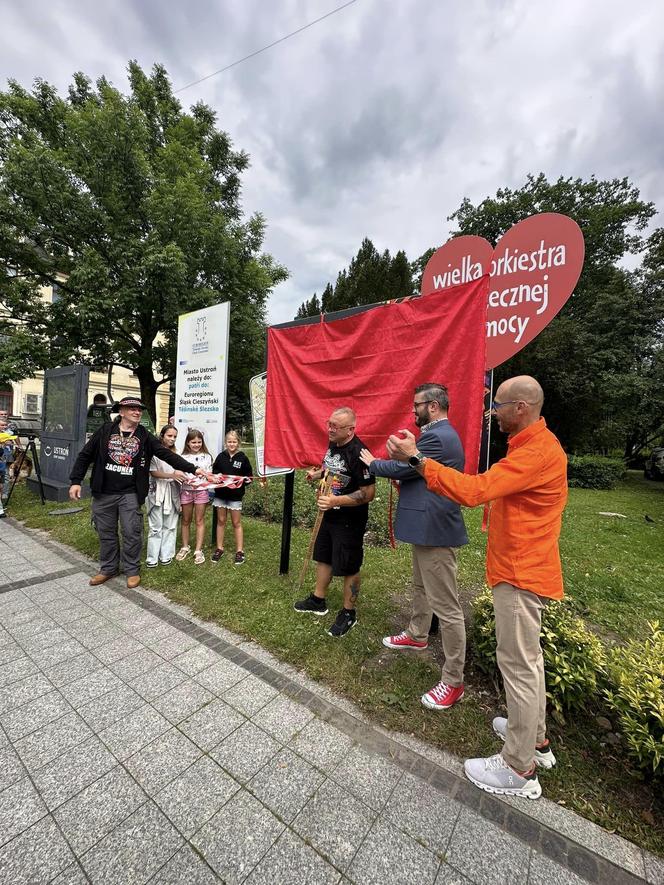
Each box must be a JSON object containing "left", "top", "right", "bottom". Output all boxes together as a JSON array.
[
  {"left": 604, "top": 622, "right": 664, "bottom": 778},
  {"left": 469, "top": 589, "right": 499, "bottom": 675},
  {"left": 540, "top": 602, "right": 607, "bottom": 713},
  {"left": 470, "top": 589, "right": 607, "bottom": 714},
  {"left": 567, "top": 455, "right": 626, "bottom": 490}
]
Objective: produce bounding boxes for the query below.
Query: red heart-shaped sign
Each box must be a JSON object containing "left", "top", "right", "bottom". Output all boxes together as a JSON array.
[
  {"left": 420, "top": 214, "right": 585, "bottom": 369},
  {"left": 485, "top": 213, "right": 584, "bottom": 368}
]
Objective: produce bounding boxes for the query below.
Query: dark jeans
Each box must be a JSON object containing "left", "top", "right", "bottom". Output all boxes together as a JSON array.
[{"left": 91, "top": 493, "right": 143, "bottom": 576}]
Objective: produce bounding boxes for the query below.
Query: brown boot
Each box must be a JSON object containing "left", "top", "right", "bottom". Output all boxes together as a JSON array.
[
  {"left": 89, "top": 573, "right": 117, "bottom": 586},
  {"left": 127, "top": 575, "right": 141, "bottom": 589}
]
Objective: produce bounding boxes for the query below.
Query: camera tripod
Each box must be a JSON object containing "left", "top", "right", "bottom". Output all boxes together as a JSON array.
[{"left": 5, "top": 432, "right": 45, "bottom": 506}]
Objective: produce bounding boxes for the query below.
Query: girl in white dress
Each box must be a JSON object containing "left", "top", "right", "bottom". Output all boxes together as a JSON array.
[{"left": 146, "top": 425, "right": 187, "bottom": 567}]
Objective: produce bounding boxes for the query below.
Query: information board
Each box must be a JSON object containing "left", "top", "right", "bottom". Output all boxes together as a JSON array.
[{"left": 174, "top": 303, "right": 230, "bottom": 458}]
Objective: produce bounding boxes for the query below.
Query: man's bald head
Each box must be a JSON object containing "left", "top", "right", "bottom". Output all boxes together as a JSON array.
[
  {"left": 493, "top": 376, "right": 544, "bottom": 436},
  {"left": 502, "top": 376, "right": 544, "bottom": 415}
]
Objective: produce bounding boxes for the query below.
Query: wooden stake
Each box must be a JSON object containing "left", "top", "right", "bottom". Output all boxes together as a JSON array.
[{"left": 297, "top": 471, "right": 333, "bottom": 592}]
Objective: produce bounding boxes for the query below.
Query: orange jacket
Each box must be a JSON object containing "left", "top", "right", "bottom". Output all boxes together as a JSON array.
[{"left": 423, "top": 418, "right": 568, "bottom": 599}]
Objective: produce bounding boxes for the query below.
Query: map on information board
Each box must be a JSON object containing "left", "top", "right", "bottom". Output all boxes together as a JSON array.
[{"left": 249, "top": 372, "right": 292, "bottom": 477}]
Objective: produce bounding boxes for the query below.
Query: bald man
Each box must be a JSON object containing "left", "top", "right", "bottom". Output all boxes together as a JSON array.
[
  {"left": 295, "top": 407, "right": 376, "bottom": 637},
  {"left": 386, "top": 376, "right": 568, "bottom": 800}
]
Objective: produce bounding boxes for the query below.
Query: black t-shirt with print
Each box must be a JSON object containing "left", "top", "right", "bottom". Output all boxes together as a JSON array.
[
  {"left": 100, "top": 429, "right": 141, "bottom": 494},
  {"left": 321, "top": 435, "right": 375, "bottom": 525}
]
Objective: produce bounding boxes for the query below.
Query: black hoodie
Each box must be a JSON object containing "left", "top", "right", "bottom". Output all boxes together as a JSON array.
[{"left": 69, "top": 421, "right": 197, "bottom": 505}]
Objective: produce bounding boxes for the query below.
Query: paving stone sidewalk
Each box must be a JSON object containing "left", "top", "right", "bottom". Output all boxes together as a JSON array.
[{"left": 0, "top": 518, "right": 662, "bottom": 885}]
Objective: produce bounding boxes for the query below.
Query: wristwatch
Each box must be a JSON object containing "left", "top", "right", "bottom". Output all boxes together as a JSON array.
[{"left": 408, "top": 451, "right": 426, "bottom": 468}]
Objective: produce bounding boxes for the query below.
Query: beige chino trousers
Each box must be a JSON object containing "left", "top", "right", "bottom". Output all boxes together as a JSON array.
[
  {"left": 408, "top": 545, "right": 465, "bottom": 687},
  {"left": 492, "top": 582, "right": 548, "bottom": 772}
]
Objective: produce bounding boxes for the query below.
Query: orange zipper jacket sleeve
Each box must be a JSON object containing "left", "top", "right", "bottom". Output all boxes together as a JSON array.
[{"left": 422, "top": 418, "right": 568, "bottom": 599}]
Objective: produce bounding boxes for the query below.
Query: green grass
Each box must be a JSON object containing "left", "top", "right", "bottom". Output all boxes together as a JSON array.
[
  {"left": 7, "top": 470, "right": 664, "bottom": 856},
  {"left": 559, "top": 475, "right": 664, "bottom": 639}
]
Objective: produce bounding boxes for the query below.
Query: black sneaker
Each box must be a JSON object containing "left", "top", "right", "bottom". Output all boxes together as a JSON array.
[
  {"left": 294, "top": 594, "right": 328, "bottom": 616},
  {"left": 211, "top": 548, "right": 224, "bottom": 563},
  {"left": 327, "top": 608, "right": 357, "bottom": 637},
  {"left": 234, "top": 551, "right": 245, "bottom": 565}
]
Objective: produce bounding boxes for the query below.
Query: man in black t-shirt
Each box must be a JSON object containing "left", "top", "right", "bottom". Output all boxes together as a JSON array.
[{"left": 294, "top": 407, "right": 375, "bottom": 637}]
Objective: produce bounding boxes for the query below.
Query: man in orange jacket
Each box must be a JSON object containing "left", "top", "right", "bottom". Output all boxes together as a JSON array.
[{"left": 386, "top": 375, "right": 568, "bottom": 800}]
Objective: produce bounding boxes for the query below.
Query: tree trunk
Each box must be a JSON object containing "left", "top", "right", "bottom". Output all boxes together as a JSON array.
[
  {"left": 623, "top": 432, "right": 640, "bottom": 463},
  {"left": 136, "top": 369, "right": 159, "bottom": 428}
]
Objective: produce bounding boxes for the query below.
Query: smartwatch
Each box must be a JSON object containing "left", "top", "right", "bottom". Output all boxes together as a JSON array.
[{"left": 407, "top": 451, "right": 426, "bottom": 468}]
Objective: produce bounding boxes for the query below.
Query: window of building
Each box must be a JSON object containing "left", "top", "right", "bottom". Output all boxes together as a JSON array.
[
  {"left": 24, "top": 394, "right": 42, "bottom": 415},
  {"left": 51, "top": 283, "right": 61, "bottom": 303},
  {"left": 0, "top": 390, "right": 13, "bottom": 413}
]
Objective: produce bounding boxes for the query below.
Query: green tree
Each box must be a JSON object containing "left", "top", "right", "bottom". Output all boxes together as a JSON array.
[
  {"left": 620, "top": 227, "right": 664, "bottom": 457},
  {"left": 319, "top": 282, "right": 334, "bottom": 312},
  {"left": 444, "top": 174, "right": 659, "bottom": 454},
  {"left": 0, "top": 63, "right": 287, "bottom": 426},
  {"left": 295, "top": 293, "right": 321, "bottom": 319},
  {"left": 295, "top": 238, "right": 414, "bottom": 318},
  {"left": 411, "top": 247, "right": 435, "bottom": 293},
  {"left": 387, "top": 250, "right": 415, "bottom": 299}
]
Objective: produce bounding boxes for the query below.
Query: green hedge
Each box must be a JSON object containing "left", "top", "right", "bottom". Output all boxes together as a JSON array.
[
  {"left": 471, "top": 592, "right": 663, "bottom": 777},
  {"left": 470, "top": 590, "right": 606, "bottom": 714},
  {"left": 567, "top": 455, "right": 626, "bottom": 490},
  {"left": 604, "top": 622, "right": 664, "bottom": 778}
]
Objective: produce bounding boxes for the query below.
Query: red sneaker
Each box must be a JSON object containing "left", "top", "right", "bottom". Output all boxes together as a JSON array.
[
  {"left": 421, "top": 681, "right": 464, "bottom": 710},
  {"left": 382, "top": 631, "right": 428, "bottom": 650}
]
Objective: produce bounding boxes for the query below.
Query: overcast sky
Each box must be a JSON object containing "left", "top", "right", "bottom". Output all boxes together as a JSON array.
[{"left": 1, "top": 0, "right": 663, "bottom": 322}]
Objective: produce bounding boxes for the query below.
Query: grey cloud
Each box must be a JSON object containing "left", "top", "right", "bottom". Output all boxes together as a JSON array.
[{"left": 1, "top": 0, "right": 663, "bottom": 325}]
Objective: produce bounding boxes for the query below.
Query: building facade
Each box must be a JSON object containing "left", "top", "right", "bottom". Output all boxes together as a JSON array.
[{"left": 2, "top": 283, "right": 171, "bottom": 428}]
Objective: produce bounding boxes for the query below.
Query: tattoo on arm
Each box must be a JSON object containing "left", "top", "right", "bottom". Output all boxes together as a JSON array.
[{"left": 347, "top": 488, "right": 367, "bottom": 504}]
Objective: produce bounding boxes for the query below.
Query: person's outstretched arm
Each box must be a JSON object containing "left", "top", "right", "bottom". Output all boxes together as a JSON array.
[{"left": 387, "top": 430, "right": 544, "bottom": 507}]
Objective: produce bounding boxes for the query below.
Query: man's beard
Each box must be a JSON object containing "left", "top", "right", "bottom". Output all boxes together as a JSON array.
[{"left": 415, "top": 410, "right": 429, "bottom": 429}]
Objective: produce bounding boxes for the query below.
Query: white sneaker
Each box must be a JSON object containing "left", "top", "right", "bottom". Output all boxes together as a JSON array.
[
  {"left": 464, "top": 753, "right": 542, "bottom": 799},
  {"left": 492, "top": 717, "right": 557, "bottom": 769}
]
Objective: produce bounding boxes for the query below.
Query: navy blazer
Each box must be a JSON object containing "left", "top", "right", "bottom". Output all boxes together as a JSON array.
[{"left": 369, "top": 419, "right": 468, "bottom": 548}]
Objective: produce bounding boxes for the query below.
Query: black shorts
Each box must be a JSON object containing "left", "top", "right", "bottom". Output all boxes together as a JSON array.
[{"left": 313, "top": 517, "right": 366, "bottom": 577}]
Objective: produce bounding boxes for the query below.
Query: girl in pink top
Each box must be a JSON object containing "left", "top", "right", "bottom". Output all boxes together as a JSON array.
[{"left": 176, "top": 430, "right": 213, "bottom": 564}]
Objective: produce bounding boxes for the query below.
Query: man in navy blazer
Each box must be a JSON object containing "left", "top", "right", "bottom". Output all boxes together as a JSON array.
[{"left": 360, "top": 383, "right": 468, "bottom": 711}]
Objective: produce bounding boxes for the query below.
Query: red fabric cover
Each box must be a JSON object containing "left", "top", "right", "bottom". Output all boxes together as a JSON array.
[{"left": 265, "top": 277, "right": 489, "bottom": 472}]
